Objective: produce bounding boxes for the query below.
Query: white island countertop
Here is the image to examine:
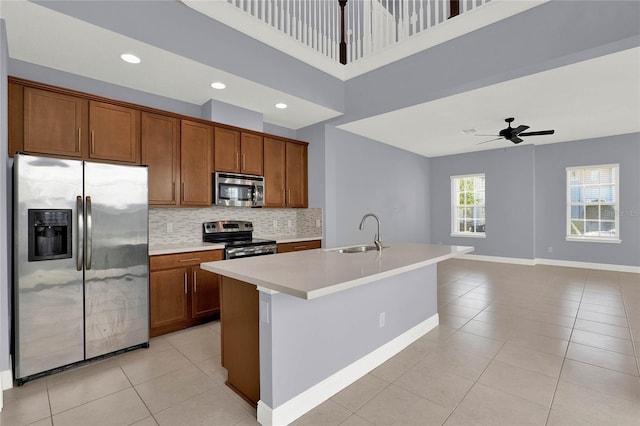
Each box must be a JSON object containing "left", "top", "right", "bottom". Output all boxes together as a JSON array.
[{"left": 201, "top": 242, "right": 473, "bottom": 299}]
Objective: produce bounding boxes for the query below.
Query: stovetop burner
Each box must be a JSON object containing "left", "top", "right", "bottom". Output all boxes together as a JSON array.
[{"left": 202, "top": 220, "right": 277, "bottom": 259}]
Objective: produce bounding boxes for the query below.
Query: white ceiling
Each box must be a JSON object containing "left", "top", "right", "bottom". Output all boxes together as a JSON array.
[
  {"left": 1, "top": 0, "right": 638, "bottom": 156},
  {"left": 338, "top": 47, "right": 640, "bottom": 157}
]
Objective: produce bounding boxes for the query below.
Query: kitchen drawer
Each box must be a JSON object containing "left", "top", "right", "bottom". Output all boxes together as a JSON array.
[
  {"left": 150, "top": 249, "right": 224, "bottom": 271},
  {"left": 277, "top": 240, "right": 321, "bottom": 253}
]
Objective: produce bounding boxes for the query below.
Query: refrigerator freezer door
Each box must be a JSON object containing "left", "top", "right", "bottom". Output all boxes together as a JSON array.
[
  {"left": 14, "top": 154, "right": 85, "bottom": 379},
  {"left": 83, "top": 162, "right": 149, "bottom": 358}
]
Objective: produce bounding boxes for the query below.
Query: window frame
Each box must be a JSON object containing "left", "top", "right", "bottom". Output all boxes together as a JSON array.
[
  {"left": 450, "top": 173, "right": 486, "bottom": 238},
  {"left": 565, "top": 164, "right": 621, "bottom": 244}
]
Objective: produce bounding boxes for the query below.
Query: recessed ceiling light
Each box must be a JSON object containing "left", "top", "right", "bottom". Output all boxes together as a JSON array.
[
  {"left": 211, "top": 82, "right": 226, "bottom": 90},
  {"left": 460, "top": 128, "right": 478, "bottom": 135},
  {"left": 120, "top": 53, "right": 141, "bottom": 64},
  {"left": 275, "top": 103, "right": 288, "bottom": 109}
]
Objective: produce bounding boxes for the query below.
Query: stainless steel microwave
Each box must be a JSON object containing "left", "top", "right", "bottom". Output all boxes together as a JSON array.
[{"left": 213, "top": 172, "right": 264, "bottom": 207}]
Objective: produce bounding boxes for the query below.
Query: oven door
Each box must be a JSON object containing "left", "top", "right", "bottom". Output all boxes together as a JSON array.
[{"left": 214, "top": 173, "right": 264, "bottom": 207}]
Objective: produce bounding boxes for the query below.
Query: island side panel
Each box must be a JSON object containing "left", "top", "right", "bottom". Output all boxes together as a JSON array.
[
  {"left": 259, "top": 264, "right": 437, "bottom": 410},
  {"left": 220, "top": 277, "right": 260, "bottom": 406}
]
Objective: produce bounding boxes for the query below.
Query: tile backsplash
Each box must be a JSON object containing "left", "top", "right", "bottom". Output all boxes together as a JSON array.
[{"left": 149, "top": 207, "right": 322, "bottom": 245}]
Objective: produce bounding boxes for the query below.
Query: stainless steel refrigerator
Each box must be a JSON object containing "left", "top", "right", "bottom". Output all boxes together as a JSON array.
[{"left": 13, "top": 153, "right": 149, "bottom": 383}]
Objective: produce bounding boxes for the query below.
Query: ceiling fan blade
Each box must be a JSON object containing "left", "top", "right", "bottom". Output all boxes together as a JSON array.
[
  {"left": 518, "top": 130, "right": 555, "bottom": 136},
  {"left": 513, "top": 125, "right": 530, "bottom": 135},
  {"left": 510, "top": 136, "right": 524, "bottom": 144},
  {"left": 476, "top": 137, "right": 503, "bottom": 145},
  {"left": 473, "top": 134, "right": 500, "bottom": 137}
]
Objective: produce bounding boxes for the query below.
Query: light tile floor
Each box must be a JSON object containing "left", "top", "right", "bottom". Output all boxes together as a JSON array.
[{"left": 2, "top": 259, "right": 639, "bottom": 426}]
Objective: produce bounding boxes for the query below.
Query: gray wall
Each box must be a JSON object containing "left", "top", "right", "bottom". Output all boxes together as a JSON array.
[
  {"left": 323, "top": 126, "right": 430, "bottom": 248},
  {"left": 260, "top": 264, "right": 437, "bottom": 408},
  {"left": 263, "top": 123, "right": 297, "bottom": 140},
  {"left": 1, "top": 19, "right": 11, "bottom": 374},
  {"left": 201, "top": 99, "right": 263, "bottom": 132},
  {"left": 535, "top": 134, "right": 640, "bottom": 266},
  {"left": 9, "top": 59, "right": 204, "bottom": 119},
  {"left": 430, "top": 145, "right": 536, "bottom": 259},
  {"left": 430, "top": 135, "right": 640, "bottom": 267}
]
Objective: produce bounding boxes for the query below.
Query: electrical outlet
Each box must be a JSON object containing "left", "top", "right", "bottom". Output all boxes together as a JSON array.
[
  {"left": 379, "top": 312, "right": 385, "bottom": 328},
  {"left": 548, "top": 246, "right": 553, "bottom": 253},
  {"left": 273, "top": 220, "right": 278, "bottom": 228},
  {"left": 166, "top": 222, "right": 173, "bottom": 233},
  {"left": 316, "top": 219, "right": 321, "bottom": 228}
]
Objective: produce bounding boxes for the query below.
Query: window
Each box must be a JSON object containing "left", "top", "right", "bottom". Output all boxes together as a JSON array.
[
  {"left": 566, "top": 164, "right": 620, "bottom": 243},
  {"left": 451, "top": 174, "right": 485, "bottom": 237}
]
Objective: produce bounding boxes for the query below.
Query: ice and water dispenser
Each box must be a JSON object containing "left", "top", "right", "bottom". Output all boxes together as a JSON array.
[{"left": 27, "top": 209, "right": 72, "bottom": 261}]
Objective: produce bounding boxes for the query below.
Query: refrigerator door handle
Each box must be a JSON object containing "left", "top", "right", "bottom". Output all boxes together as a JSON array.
[
  {"left": 76, "top": 196, "right": 84, "bottom": 271},
  {"left": 86, "top": 196, "right": 92, "bottom": 270}
]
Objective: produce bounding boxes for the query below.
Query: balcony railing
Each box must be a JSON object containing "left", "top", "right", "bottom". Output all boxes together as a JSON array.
[{"left": 225, "top": 0, "right": 491, "bottom": 64}]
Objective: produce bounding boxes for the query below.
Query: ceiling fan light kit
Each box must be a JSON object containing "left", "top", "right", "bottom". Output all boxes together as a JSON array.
[{"left": 476, "top": 117, "right": 555, "bottom": 145}]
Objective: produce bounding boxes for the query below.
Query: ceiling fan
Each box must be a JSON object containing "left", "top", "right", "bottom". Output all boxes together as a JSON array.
[{"left": 476, "top": 117, "right": 555, "bottom": 145}]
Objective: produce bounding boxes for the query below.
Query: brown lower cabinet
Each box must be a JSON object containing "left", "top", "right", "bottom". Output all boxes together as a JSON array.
[
  {"left": 220, "top": 276, "right": 260, "bottom": 406},
  {"left": 277, "top": 239, "right": 322, "bottom": 253},
  {"left": 150, "top": 249, "right": 223, "bottom": 337}
]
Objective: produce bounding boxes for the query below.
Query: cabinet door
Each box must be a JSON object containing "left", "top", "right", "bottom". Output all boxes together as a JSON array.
[
  {"left": 286, "top": 142, "right": 308, "bottom": 208},
  {"left": 150, "top": 268, "right": 189, "bottom": 329},
  {"left": 214, "top": 127, "right": 240, "bottom": 173},
  {"left": 191, "top": 267, "right": 220, "bottom": 320},
  {"left": 263, "top": 137, "right": 286, "bottom": 207},
  {"left": 89, "top": 101, "right": 140, "bottom": 163},
  {"left": 180, "top": 120, "right": 213, "bottom": 206},
  {"left": 240, "top": 133, "right": 263, "bottom": 176},
  {"left": 142, "top": 112, "right": 180, "bottom": 205},
  {"left": 24, "top": 87, "right": 87, "bottom": 157}
]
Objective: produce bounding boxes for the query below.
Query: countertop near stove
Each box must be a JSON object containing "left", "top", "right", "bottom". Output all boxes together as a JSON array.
[
  {"left": 149, "top": 235, "right": 323, "bottom": 256},
  {"left": 201, "top": 242, "right": 473, "bottom": 300}
]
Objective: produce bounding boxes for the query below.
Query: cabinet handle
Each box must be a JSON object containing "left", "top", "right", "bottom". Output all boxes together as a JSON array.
[
  {"left": 77, "top": 128, "right": 81, "bottom": 152},
  {"left": 193, "top": 271, "right": 197, "bottom": 292},
  {"left": 236, "top": 152, "right": 240, "bottom": 170},
  {"left": 242, "top": 153, "right": 246, "bottom": 170},
  {"left": 90, "top": 130, "right": 95, "bottom": 154},
  {"left": 184, "top": 272, "right": 188, "bottom": 294},
  {"left": 282, "top": 188, "right": 286, "bottom": 204},
  {"left": 179, "top": 258, "right": 201, "bottom": 262},
  {"left": 294, "top": 246, "right": 307, "bottom": 250}
]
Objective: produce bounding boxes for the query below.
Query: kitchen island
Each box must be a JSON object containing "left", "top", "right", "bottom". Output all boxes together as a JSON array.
[{"left": 201, "top": 242, "right": 473, "bottom": 425}]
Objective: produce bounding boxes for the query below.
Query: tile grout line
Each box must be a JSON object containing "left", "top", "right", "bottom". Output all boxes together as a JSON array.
[{"left": 544, "top": 272, "right": 588, "bottom": 426}]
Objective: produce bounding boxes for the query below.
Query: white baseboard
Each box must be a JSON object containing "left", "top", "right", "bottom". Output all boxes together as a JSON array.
[
  {"left": 458, "top": 254, "right": 639, "bottom": 273},
  {"left": 534, "top": 258, "right": 640, "bottom": 274},
  {"left": 0, "top": 369, "right": 12, "bottom": 391},
  {"left": 257, "top": 313, "right": 439, "bottom": 426},
  {"left": 0, "top": 366, "right": 12, "bottom": 413},
  {"left": 458, "top": 254, "right": 535, "bottom": 266}
]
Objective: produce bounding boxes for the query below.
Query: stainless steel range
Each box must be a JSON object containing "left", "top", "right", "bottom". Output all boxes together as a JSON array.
[{"left": 203, "top": 220, "right": 277, "bottom": 259}]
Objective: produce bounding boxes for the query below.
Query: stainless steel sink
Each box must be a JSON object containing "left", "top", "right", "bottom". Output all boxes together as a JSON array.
[{"left": 333, "top": 245, "right": 379, "bottom": 254}]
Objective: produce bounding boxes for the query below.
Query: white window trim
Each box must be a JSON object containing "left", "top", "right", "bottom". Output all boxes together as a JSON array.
[
  {"left": 566, "top": 164, "right": 620, "bottom": 243},
  {"left": 451, "top": 173, "right": 486, "bottom": 238}
]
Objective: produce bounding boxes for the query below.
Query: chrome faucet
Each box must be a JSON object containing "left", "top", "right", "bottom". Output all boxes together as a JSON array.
[{"left": 359, "top": 213, "right": 383, "bottom": 251}]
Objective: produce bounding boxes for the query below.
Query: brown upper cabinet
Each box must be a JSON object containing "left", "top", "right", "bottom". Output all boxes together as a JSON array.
[
  {"left": 263, "top": 137, "right": 308, "bottom": 208},
  {"left": 89, "top": 101, "right": 140, "bottom": 164},
  {"left": 180, "top": 120, "right": 213, "bottom": 206},
  {"left": 23, "top": 87, "right": 88, "bottom": 158},
  {"left": 214, "top": 127, "right": 263, "bottom": 176},
  {"left": 17, "top": 85, "right": 140, "bottom": 164},
  {"left": 142, "top": 112, "right": 181, "bottom": 206}
]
